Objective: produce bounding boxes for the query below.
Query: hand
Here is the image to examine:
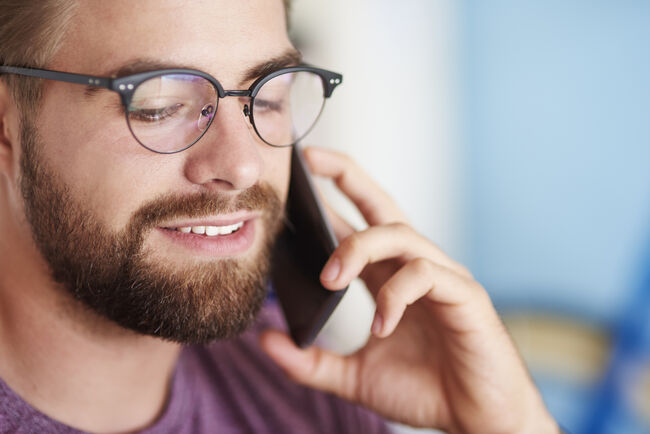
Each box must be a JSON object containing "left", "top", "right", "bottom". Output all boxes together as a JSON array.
[{"left": 260, "top": 147, "right": 559, "bottom": 434}]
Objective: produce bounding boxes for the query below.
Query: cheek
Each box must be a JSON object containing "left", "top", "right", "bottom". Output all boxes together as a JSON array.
[
  {"left": 37, "top": 91, "right": 177, "bottom": 230},
  {"left": 35, "top": 85, "right": 293, "bottom": 231},
  {"left": 262, "top": 146, "right": 291, "bottom": 203}
]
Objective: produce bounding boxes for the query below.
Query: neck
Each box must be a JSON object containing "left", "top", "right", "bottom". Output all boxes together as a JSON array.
[{"left": 0, "top": 222, "right": 181, "bottom": 433}]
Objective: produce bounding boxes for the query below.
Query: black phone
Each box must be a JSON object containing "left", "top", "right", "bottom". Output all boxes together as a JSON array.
[{"left": 270, "top": 145, "right": 348, "bottom": 348}]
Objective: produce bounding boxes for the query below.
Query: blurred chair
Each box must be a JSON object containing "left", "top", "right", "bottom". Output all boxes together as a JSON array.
[
  {"left": 500, "top": 230, "right": 650, "bottom": 433},
  {"left": 501, "top": 304, "right": 611, "bottom": 431},
  {"left": 582, "top": 238, "right": 650, "bottom": 434}
]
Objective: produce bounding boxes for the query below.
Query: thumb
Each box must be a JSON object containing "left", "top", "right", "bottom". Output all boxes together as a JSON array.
[{"left": 259, "top": 330, "right": 360, "bottom": 402}]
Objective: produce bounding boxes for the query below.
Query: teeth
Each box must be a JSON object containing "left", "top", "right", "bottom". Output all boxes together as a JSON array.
[
  {"left": 175, "top": 221, "right": 244, "bottom": 237},
  {"left": 205, "top": 225, "right": 220, "bottom": 236},
  {"left": 191, "top": 226, "right": 206, "bottom": 235}
]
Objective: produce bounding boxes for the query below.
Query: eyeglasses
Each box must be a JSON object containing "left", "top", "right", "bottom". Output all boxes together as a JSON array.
[{"left": 0, "top": 64, "right": 343, "bottom": 154}]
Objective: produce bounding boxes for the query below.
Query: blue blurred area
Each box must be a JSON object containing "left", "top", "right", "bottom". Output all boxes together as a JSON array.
[
  {"left": 462, "top": 0, "right": 650, "bottom": 320},
  {"left": 585, "top": 245, "right": 650, "bottom": 432},
  {"left": 461, "top": 0, "right": 650, "bottom": 431}
]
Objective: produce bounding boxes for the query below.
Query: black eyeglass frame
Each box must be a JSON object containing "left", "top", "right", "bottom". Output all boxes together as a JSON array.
[{"left": 0, "top": 64, "right": 343, "bottom": 154}]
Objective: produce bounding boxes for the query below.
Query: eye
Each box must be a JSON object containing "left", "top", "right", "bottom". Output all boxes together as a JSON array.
[
  {"left": 129, "top": 104, "right": 183, "bottom": 123},
  {"left": 253, "top": 98, "right": 284, "bottom": 113}
]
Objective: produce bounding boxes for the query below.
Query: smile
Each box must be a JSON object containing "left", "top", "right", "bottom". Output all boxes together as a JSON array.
[
  {"left": 170, "top": 221, "right": 245, "bottom": 237},
  {"left": 157, "top": 218, "right": 256, "bottom": 257}
]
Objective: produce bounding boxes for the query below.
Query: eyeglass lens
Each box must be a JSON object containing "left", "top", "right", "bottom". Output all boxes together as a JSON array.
[{"left": 126, "top": 70, "right": 326, "bottom": 153}]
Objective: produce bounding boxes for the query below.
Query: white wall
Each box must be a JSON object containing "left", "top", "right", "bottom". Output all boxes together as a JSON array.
[{"left": 291, "top": 0, "right": 464, "bottom": 256}]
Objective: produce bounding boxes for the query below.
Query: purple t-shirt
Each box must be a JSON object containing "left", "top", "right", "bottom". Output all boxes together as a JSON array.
[{"left": 0, "top": 302, "right": 390, "bottom": 433}]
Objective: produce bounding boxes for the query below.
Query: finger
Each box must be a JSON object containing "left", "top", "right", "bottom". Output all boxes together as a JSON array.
[
  {"left": 304, "top": 147, "right": 472, "bottom": 280},
  {"left": 371, "top": 258, "right": 485, "bottom": 338},
  {"left": 320, "top": 223, "right": 470, "bottom": 291},
  {"left": 260, "top": 330, "right": 360, "bottom": 402},
  {"left": 303, "top": 147, "right": 408, "bottom": 226}
]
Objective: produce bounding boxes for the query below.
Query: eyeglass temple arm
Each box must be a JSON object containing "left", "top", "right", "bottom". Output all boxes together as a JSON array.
[{"left": 0, "top": 66, "right": 112, "bottom": 89}]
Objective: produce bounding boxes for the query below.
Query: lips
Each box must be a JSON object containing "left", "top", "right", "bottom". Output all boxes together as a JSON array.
[
  {"left": 157, "top": 217, "right": 257, "bottom": 256},
  {"left": 169, "top": 221, "right": 245, "bottom": 237}
]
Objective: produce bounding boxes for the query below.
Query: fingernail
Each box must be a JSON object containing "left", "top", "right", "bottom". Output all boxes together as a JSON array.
[
  {"left": 371, "top": 313, "right": 383, "bottom": 336},
  {"left": 321, "top": 257, "right": 341, "bottom": 282}
]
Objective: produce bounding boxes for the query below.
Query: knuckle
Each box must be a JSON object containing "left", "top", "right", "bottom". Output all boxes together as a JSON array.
[
  {"left": 456, "top": 263, "right": 474, "bottom": 279},
  {"left": 386, "top": 221, "right": 412, "bottom": 234},
  {"left": 340, "top": 152, "right": 356, "bottom": 168},
  {"left": 339, "top": 153, "right": 357, "bottom": 176},
  {"left": 475, "top": 283, "right": 493, "bottom": 304},
  {"left": 340, "top": 233, "right": 364, "bottom": 257},
  {"left": 463, "top": 279, "right": 491, "bottom": 305},
  {"left": 409, "top": 257, "right": 432, "bottom": 276},
  {"left": 379, "top": 283, "right": 402, "bottom": 306},
  {"left": 307, "top": 350, "right": 334, "bottom": 387}
]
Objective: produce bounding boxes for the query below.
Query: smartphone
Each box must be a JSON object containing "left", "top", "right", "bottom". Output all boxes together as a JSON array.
[{"left": 270, "top": 145, "right": 348, "bottom": 348}]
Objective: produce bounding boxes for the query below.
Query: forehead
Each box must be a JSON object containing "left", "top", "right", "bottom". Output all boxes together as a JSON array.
[{"left": 51, "top": 0, "right": 292, "bottom": 84}]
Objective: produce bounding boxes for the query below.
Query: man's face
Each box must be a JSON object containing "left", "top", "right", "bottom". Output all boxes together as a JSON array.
[{"left": 16, "top": 0, "right": 294, "bottom": 343}]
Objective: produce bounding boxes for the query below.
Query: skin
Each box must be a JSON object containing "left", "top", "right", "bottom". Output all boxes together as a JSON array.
[
  {"left": 262, "top": 148, "right": 560, "bottom": 433},
  {"left": 0, "top": 0, "right": 292, "bottom": 431},
  {"left": 0, "top": 0, "right": 559, "bottom": 432}
]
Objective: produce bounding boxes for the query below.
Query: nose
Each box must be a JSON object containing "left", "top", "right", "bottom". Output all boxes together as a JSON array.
[{"left": 183, "top": 98, "right": 263, "bottom": 192}]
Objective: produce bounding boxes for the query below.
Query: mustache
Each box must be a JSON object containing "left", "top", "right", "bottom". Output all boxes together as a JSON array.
[{"left": 127, "top": 183, "right": 283, "bottom": 232}]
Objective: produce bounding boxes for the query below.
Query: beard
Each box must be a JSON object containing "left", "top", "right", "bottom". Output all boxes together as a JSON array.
[{"left": 18, "top": 119, "right": 284, "bottom": 345}]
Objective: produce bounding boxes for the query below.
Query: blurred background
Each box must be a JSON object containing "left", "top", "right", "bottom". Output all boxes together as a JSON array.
[{"left": 288, "top": 0, "right": 650, "bottom": 433}]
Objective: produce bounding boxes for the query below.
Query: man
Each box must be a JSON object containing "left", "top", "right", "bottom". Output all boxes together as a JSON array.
[{"left": 0, "top": 0, "right": 560, "bottom": 432}]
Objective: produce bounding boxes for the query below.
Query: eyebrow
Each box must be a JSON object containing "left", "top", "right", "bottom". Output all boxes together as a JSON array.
[
  {"left": 238, "top": 49, "right": 303, "bottom": 84},
  {"left": 85, "top": 48, "right": 303, "bottom": 98}
]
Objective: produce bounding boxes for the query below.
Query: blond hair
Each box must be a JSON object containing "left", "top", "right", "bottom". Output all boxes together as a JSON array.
[
  {"left": 0, "top": 0, "right": 78, "bottom": 112},
  {"left": 0, "top": 0, "right": 292, "bottom": 112}
]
